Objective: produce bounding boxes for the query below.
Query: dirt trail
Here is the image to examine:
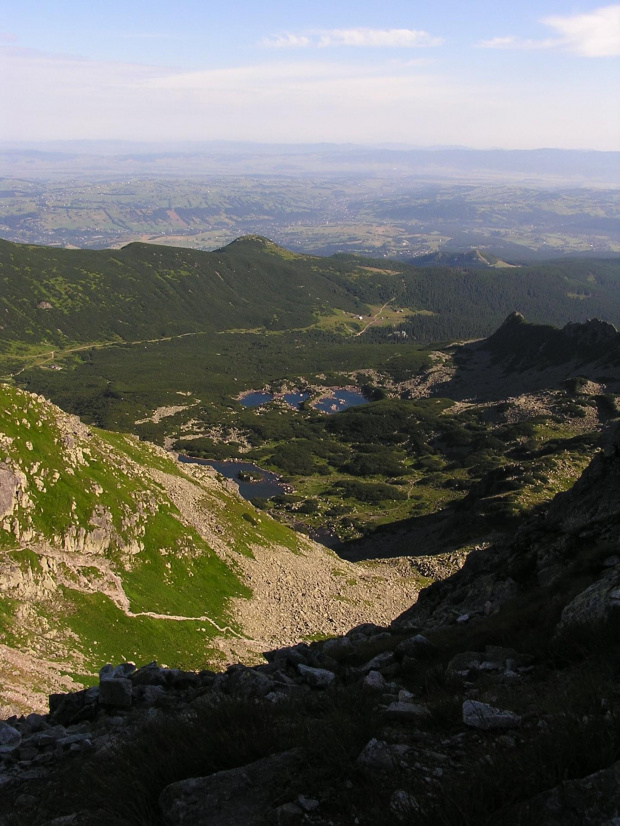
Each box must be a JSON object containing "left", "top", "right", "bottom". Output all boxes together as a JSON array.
[
  {"left": 355, "top": 299, "right": 393, "bottom": 336},
  {"left": 3, "top": 330, "right": 211, "bottom": 379}
]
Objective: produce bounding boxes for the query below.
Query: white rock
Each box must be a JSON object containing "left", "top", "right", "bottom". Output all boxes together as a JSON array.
[
  {"left": 356, "top": 738, "right": 409, "bottom": 771},
  {"left": 462, "top": 700, "right": 521, "bottom": 730},
  {"left": 297, "top": 795, "right": 319, "bottom": 812},
  {"left": 297, "top": 664, "right": 335, "bottom": 688},
  {"left": 390, "top": 790, "right": 421, "bottom": 820},
  {"left": 362, "top": 670, "right": 386, "bottom": 693},
  {"left": 384, "top": 701, "right": 431, "bottom": 721},
  {"left": 360, "top": 651, "right": 395, "bottom": 673},
  {"left": 0, "top": 723, "right": 21, "bottom": 753}
]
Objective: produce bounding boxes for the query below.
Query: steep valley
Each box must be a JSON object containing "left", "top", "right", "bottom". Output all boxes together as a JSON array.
[
  {"left": 0, "top": 237, "right": 619, "bottom": 823},
  {"left": 0, "top": 391, "right": 618, "bottom": 825},
  {"left": 0, "top": 385, "right": 418, "bottom": 716}
]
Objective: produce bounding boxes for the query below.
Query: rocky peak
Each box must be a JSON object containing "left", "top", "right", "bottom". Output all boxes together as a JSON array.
[
  {"left": 499, "top": 310, "right": 526, "bottom": 328},
  {"left": 562, "top": 317, "right": 619, "bottom": 347}
]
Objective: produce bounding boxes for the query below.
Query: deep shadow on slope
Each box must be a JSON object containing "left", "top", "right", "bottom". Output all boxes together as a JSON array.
[
  {"left": 335, "top": 506, "right": 479, "bottom": 565},
  {"left": 337, "top": 314, "right": 620, "bottom": 566},
  {"left": 411, "top": 312, "right": 620, "bottom": 403},
  {"left": 395, "top": 423, "right": 620, "bottom": 630}
]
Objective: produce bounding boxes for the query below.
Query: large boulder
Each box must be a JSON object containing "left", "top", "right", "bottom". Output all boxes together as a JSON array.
[
  {"left": 504, "top": 760, "right": 620, "bottom": 825},
  {"left": 0, "top": 463, "right": 25, "bottom": 519},
  {"left": 462, "top": 700, "right": 521, "bottom": 730},
  {"left": 159, "top": 749, "right": 303, "bottom": 826},
  {"left": 556, "top": 569, "right": 620, "bottom": 634}
]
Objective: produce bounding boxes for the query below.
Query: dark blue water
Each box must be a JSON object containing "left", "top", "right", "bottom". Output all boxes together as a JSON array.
[
  {"left": 282, "top": 391, "right": 310, "bottom": 409},
  {"left": 313, "top": 389, "right": 368, "bottom": 414},
  {"left": 177, "top": 456, "right": 285, "bottom": 500},
  {"left": 239, "top": 392, "right": 274, "bottom": 407}
]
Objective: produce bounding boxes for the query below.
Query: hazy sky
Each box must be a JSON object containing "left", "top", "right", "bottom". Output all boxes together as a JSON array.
[{"left": 2, "top": 1, "right": 619, "bottom": 149}]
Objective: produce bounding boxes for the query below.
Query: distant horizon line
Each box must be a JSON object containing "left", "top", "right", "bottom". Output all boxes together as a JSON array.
[{"left": 1, "top": 140, "right": 618, "bottom": 155}]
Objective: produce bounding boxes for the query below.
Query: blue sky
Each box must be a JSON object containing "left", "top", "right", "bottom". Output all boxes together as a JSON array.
[{"left": 2, "top": 1, "right": 619, "bottom": 149}]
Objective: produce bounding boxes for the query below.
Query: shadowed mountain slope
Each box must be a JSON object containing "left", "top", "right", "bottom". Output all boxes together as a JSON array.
[
  {"left": 405, "top": 313, "right": 620, "bottom": 403},
  {"left": 395, "top": 423, "right": 620, "bottom": 630}
]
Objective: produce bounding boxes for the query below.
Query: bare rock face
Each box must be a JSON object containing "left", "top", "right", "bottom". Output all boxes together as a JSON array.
[
  {"left": 556, "top": 569, "right": 620, "bottom": 634},
  {"left": 462, "top": 700, "right": 521, "bottom": 730},
  {"left": 98, "top": 678, "right": 132, "bottom": 709},
  {"left": 159, "top": 749, "right": 303, "bottom": 826},
  {"left": 61, "top": 506, "right": 115, "bottom": 555},
  {"left": 0, "top": 463, "right": 25, "bottom": 519},
  {"left": 504, "top": 760, "right": 620, "bottom": 825},
  {"left": 562, "top": 317, "right": 618, "bottom": 348}
]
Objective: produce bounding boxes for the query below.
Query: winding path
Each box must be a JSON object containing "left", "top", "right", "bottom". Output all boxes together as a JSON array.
[
  {"left": 354, "top": 299, "right": 393, "bottom": 336},
  {"left": 2, "top": 330, "right": 211, "bottom": 380}
]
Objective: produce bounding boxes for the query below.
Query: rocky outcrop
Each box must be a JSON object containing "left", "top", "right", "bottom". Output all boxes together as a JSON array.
[
  {"left": 505, "top": 761, "right": 620, "bottom": 825},
  {"left": 0, "top": 463, "right": 25, "bottom": 520},
  {"left": 462, "top": 700, "right": 522, "bottom": 730},
  {"left": 562, "top": 317, "right": 618, "bottom": 349},
  {"left": 556, "top": 568, "right": 620, "bottom": 633},
  {"left": 406, "top": 314, "right": 620, "bottom": 403},
  {"left": 159, "top": 750, "right": 303, "bottom": 826}
]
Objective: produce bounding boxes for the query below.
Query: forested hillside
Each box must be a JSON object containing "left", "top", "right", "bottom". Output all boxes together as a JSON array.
[{"left": 1, "top": 236, "right": 620, "bottom": 362}]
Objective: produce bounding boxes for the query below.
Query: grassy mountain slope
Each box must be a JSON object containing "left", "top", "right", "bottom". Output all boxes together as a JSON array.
[
  {"left": 0, "top": 385, "right": 417, "bottom": 715},
  {"left": 0, "top": 235, "right": 365, "bottom": 356}
]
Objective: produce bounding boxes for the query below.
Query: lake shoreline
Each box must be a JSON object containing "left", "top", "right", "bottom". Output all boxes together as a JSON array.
[{"left": 237, "top": 384, "right": 369, "bottom": 412}]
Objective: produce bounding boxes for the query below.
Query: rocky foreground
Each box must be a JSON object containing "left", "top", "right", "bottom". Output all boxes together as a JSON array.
[{"left": 0, "top": 429, "right": 619, "bottom": 824}]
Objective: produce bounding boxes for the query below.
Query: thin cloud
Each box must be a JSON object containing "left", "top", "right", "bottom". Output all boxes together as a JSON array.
[
  {"left": 261, "top": 27, "right": 443, "bottom": 49},
  {"left": 478, "top": 36, "right": 560, "bottom": 51},
  {"left": 317, "top": 28, "right": 443, "bottom": 48},
  {"left": 261, "top": 33, "right": 311, "bottom": 49},
  {"left": 2, "top": 43, "right": 618, "bottom": 149},
  {"left": 117, "top": 32, "right": 176, "bottom": 40},
  {"left": 478, "top": 4, "right": 620, "bottom": 56}
]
